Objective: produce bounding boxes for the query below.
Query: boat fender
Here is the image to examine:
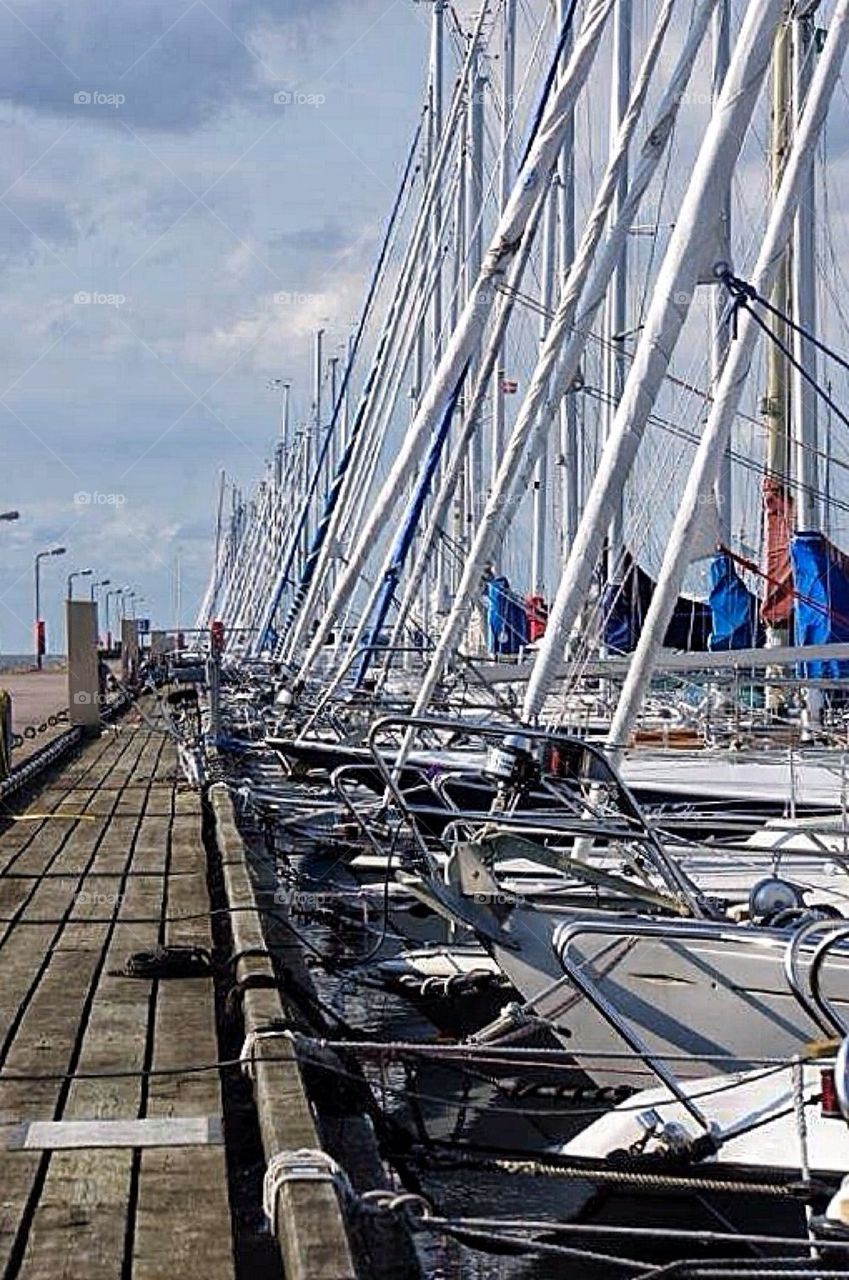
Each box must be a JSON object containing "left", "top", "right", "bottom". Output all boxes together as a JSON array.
[{"left": 825, "top": 1176, "right": 849, "bottom": 1228}]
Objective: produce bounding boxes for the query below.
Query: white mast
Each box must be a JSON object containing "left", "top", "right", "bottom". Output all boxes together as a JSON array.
[
  {"left": 491, "top": 0, "right": 516, "bottom": 491},
  {"left": 606, "top": 0, "right": 849, "bottom": 756},
  {"left": 558, "top": 0, "right": 579, "bottom": 554},
  {"left": 713, "top": 0, "right": 733, "bottom": 539},
  {"left": 521, "top": 0, "right": 784, "bottom": 724},
  {"left": 793, "top": 5, "right": 820, "bottom": 532},
  {"left": 531, "top": 181, "right": 557, "bottom": 596},
  {"left": 294, "top": 0, "right": 618, "bottom": 686},
  {"left": 282, "top": 5, "right": 491, "bottom": 663},
  {"left": 465, "top": 33, "right": 487, "bottom": 545},
  {"left": 603, "top": 0, "right": 632, "bottom": 579},
  {"left": 407, "top": 0, "right": 697, "bottom": 725}
]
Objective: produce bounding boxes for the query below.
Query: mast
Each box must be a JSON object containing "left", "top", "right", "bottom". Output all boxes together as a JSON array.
[
  {"left": 532, "top": 181, "right": 557, "bottom": 596},
  {"left": 712, "top": 0, "right": 733, "bottom": 538},
  {"left": 761, "top": 17, "right": 793, "bottom": 658},
  {"left": 558, "top": 0, "right": 578, "bottom": 554},
  {"left": 793, "top": 3, "right": 822, "bottom": 732},
  {"left": 465, "top": 31, "right": 487, "bottom": 546},
  {"left": 793, "top": 5, "right": 819, "bottom": 532},
  {"left": 295, "top": 0, "right": 618, "bottom": 686},
  {"left": 603, "top": 0, "right": 632, "bottom": 580},
  {"left": 521, "top": 0, "right": 783, "bottom": 724},
  {"left": 491, "top": 0, "right": 516, "bottom": 491},
  {"left": 606, "top": 0, "right": 849, "bottom": 757},
  {"left": 405, "top": 0, "right": 707, "bottom": 728}
]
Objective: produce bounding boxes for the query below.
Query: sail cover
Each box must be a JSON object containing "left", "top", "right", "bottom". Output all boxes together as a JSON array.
[
  {"left": 707, "top": 551, "right": 763, "bottom": 651},
  {"left": 762, "top": 477, "right": 795, "bottom": 626},
  {"left": 486, "top": 576, "right": 530, "bottom": 656},
  {"left": 791, "top": 531, "right": 849, "bottom": 678},
  {"left": 602, "top": 555, "right": 711, "bottom": 654}
]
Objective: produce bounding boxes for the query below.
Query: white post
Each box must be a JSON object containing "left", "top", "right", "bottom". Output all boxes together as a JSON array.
[
  {"left": 606, "top": 0, "right": 849, "bottom": 757},
  {"left": 295, "top": 0, "right": 618, "bottom": 686},
  {"left": 522, "top": 0, "right": 784, "bottom": 724}
]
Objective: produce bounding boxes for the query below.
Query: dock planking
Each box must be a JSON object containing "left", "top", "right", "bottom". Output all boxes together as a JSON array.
[{"left": 0, "top": 712, "right": 237, "bottom": 1280}]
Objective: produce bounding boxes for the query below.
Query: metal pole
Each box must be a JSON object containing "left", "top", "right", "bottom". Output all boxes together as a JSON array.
[
  {"left": 558, "top": 0, "right": 578, "bottom": 553},
  {"left": 763, "top": 15, "right": 793, "bottom": 661},
  {"left": 522, "top": 0, "right": 783, "bottom": 723},
  {"left": 604, "top": 0, "right": 632, "bottom": 573},
  {"left": 606, "top": 0, "right": 849, "bottom": 757},
  {"left": 295, "top": 0, "right": 617, "bottom": 684},
  {"left": 491, "top": 0, "right": 516, "bottom": 488},
  {"left": 793, "top": 8, "right": 819, "bottom": 530},
  {"left": 532, "top": 179, "right": 557, "bottom": 596},
  {"left": 34, "top": 555, "right": 41, "bottom": 671},
  {"left": 407, "top": 0, "right": 699, "bottom": 728},
  {"left": 713, "top": 0, "right": 733, "bottom": 540}
]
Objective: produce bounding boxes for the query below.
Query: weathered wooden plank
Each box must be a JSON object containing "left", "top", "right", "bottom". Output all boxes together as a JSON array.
[
  {"left": 133, "top": 793, "right": 236, "bottom": 1280},
  {"left": 211, "top": 783, "right": 357, "bottom": 1280}
]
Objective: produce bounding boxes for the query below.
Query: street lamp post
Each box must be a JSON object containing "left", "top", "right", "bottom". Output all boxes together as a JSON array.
[
  {"left": 92, "top": 579, "right": 110, "bottom": 646},
  {"left": 104, "top": 587, "right": 123, "bottom": 649},
  {"left": 68, "top": 568, "right": 94, "bottom": 596},
  {"left": 34, "top": 546, "right": 66, "bottom": 670}
]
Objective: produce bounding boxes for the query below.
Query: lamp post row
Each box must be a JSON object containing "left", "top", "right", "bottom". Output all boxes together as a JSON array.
[{"left": 7, "top": 513, "right": 147, "bottom": 666}]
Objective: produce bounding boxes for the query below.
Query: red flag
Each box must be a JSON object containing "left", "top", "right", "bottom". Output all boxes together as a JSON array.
[{"left": 501, "top": 378, "right": 518, "bottom": 394}]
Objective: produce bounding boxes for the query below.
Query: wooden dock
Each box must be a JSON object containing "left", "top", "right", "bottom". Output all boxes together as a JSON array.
[{"left": 0, "top": 714, "right": 237, "bottom": 1280}]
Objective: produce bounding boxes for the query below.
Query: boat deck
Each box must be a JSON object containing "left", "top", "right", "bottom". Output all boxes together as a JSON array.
[{"left": 0, "top": 716, "right": 235, "bottom": 1280}]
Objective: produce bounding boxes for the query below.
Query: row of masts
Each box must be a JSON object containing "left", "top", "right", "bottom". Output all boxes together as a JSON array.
[{"left": 198, "top": 0, "right": 849, "bottom": 746}]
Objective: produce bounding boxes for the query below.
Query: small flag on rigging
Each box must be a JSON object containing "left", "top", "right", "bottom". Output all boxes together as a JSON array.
[{"left": 501, "top": 378, "right": 518, "bottom": 394}]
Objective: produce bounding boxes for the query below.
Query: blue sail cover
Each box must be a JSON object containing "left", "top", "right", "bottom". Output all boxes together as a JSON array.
[
  {"left": 707, "top": 551, "right": 763, "bottom": 651},
  {"left": 791, "top": 531, "right": 849, "bottom": 678},
  {"left": 602, "top": 557, "right": 711, "bottom": 654},
  {"left": 487, "top": 576, "right": 529, "bottom": 656}
]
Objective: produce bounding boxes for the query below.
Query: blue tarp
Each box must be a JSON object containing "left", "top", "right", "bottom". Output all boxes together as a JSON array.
[
  {"left": 791, "top": 531, "right": 849, "bottom": 678},
  {"left": 707, "top": 551, "right": 763, "bottom": 652},
  {"left": 486, "top": 576, "right": 529, "bottom": 656},
  {"left": 602, "top": 557, "right": 711, "bottom": 654}
]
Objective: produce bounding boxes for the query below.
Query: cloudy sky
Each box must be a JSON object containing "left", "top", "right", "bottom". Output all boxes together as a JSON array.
[{"left": 0, "top": 0, "right": 429, "bottom": 654}]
